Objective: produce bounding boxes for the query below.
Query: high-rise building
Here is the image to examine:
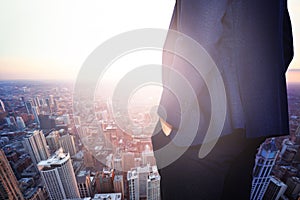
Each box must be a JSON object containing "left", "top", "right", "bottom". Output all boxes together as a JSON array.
[
  {"left": 95, "top": 169, "right": 114, "bottom": 194},
  {"left": 46, "top": 131, "right": 60, "bottom": 152},
  {"left": 137, "top": 165, "right": 150, "bottom": 199},
  {"left": 23, "top": 130, "right": 50, "bottom": 165},
  {"left": 127, "top": 170, "right": 139, "bottom": 200},
  {"left": 25, "top": 100, "right": 33, "bottom": 115},
  {"left": 16, "top": 116, "right": 26, "bottom": 130},
  {"left": 77, "top": 171, "right": 93, "bottom": 198},
  {"left": 38, "top": 148, "right": 80, "bottom": 200},
  {"left": 251, "top": 139, "right": 279, "bottom": 200},
  {"left": 31, "top": 106, "right": 40, "bottom": 124},
  {"left": 113, "top": 175, "right": 124, "bottom": 199},
  {"left": 59, "top": 134, "right": 76, "bottom": 156},
  {"left": 0, "top": 150, "right": 24, "bottom": 200},
  {"left": 147, "top": 166, "right": 160, "bottom": 200},
  {"left": 263, "top": 176, "right": 287, "bottom": 200},
  {"left": 0, "top": 99, "right": 5, "bottom": 112}
]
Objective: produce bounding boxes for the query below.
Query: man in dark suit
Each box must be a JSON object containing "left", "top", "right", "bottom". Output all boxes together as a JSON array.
[{"left": 151, "top": 0, "right": 294, "bottom": 199}]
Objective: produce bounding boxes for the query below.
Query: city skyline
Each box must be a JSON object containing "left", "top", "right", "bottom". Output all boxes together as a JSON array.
[{"left": 0, "top": 0, "right": 300, "bottom": 81}]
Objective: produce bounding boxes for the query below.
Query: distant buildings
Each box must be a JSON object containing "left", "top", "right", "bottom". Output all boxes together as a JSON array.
[
  {"left": 127, "top": 165, "right": 160, "bottom": 200},
  {"left": 23, "top": 130, "right": 50, "bottom": 165},
  {"left": 59, "top": 134, "right": 77, "bottom": 156},
  {"left": 38, "top": 148, "right": 80, "bottom": 200},
  {"left": 0, "top": 149, "right": 24, "bottom": 200},
  {"left": 251, "top": 139, "right": 279, "bottom": 200},
  {"left": 77, "top": 170, "right": 93, "bottom": 198}
]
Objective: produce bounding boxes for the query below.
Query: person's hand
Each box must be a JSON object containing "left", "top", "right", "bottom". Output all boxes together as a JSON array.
[{"left": 160, "top": 118, "right": 173, "bottom": 136}]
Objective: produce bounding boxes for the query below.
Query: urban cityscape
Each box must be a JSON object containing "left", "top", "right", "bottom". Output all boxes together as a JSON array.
[{"left": 0, "top": 78, "right": 299, "bottom": 200}]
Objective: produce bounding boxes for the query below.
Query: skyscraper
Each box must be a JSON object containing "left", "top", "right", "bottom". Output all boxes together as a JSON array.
[
  {"left": 46, "top": 130, "right": 60, "bottom": 153},
  {"left": 38, "top": 148, "right": 80, "bottom": 200},
  {"left": 16, "top": 116, "right": 26, "bottom": 130},
  {"left": 31, "top": 106, "right": 40, "bottom": 124},
  {"left": 251, "top": 139, "right": 279, "bottom": 200},
  {"left": 77, "top": 171, "right": 93, "bottom": 198},
  {"left": 0, "top": 99, "right": 5, "bottom": 112},
  {"left": 127, "top": 170, "right": 139, "bottom": 200},
  {"left": 59, "top": 134, "right": 77, "bottom": 156},
  {"left": 263, "top": 176, "right": 287, "bottom": 200},
  {"left": 147, "top": 166, "right": 160, "bottom": 200},
  {"left": 113, "top": 175, "right": 124, "bottom": 199},
  {"left": 0, "top": 150, "right": 24, "bottom": 200},
  {"left": 23, "top": 130, "right": 50, "bottom": 165}
]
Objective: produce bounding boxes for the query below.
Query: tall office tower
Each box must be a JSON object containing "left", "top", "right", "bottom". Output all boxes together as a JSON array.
[
  {"left": 284, "top": 177, "right": 300, "bottom": 199},
  {"left": 46, "top": 131, "right": 60, "bottom": 152},
  {"left": 16, "top": 116, "right": 26, "bottom": 130},
  {"left": 59, "top": 134, "right": 77, "bottom": 156},
  {"left": 0, "top": 150, "right": 24, "bottom": 200},
  {"left": 38, "top": 149, "right": 80, "bottom": 200},
  {"left": 113, "top": 175, "right": 124, "bottom": 199},
  {"left": 147, "top": 167, "right": 161, "bottom": 200},
  {"left": 95, "top": 169, "right": 114, "bottom": 194},
  {"left": 77, "top": 171, "right": 93, "bottom": 198},
  {"left": 0, "top": 99, "right": 5, "bottom": 112},
  {"left": 263, "top": 176, "right": 287, "bottom": 200},
  {"left": 34, "top": 96, "right": 41, "bottom": 107},
  {"left": 25, "top": 100, "right": 33, "bottom": 115},
  {"left": 45, "top": 98, "right": 52, "bottom": 114},
  {"left": 127, "top": 170, "right": 139, "bottom": 200},
  {"left": 121, "top": 152, "right": 135, "bottom": 172},
  {"left": 32, "top": 106, "right": 40, "bottom": 124},
  {"left": 23, "top": 130, "right": 50, "bottom": 165},
  {"left": 251, "top": 139, "right": 279, "bottom": 200},
  {"left": 137, "top": 165, "right": 151, "bottom": 200}
]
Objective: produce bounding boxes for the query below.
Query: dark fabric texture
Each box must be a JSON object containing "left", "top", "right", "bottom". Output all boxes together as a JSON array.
[
  {"left": 151, "top": 125, "right": 266, "bottom": 200},
  {"left": 158, "top": 0, "right": 294, "bottom": 146}
]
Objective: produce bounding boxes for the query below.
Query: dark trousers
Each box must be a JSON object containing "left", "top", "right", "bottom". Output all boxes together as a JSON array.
[{"left": 151, "top": 125, "right": 266, "bottom": 200}]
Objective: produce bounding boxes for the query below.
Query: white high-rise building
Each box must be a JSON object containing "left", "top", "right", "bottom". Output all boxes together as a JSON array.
[
  {"left": 16, "top": 116, "right": 26, "bottom": 130},
  {"left": 251, "top": 139, "right": 279, "bottom": 200},
  {"left": 59, "top": 134, "right": 77, "bottom": 156},
  {"left": 23, "top": 130, "right": 50, "bottom": 164},
  {"left": 0, "top": 99, "right": 5, "bottom": 112},
  {"left": 147, "top": 166, "right": 161, "bottom": 200},
  {"left": 127, "top": 170, "right": 139, "bottom": 200},
  {"left": 38, "top": 148, "right": 80, "bottom": 200}
]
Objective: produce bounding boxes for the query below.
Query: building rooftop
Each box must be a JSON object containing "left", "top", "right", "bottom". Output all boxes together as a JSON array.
[
  {"left": 93, "top": 193, "right": 122, "bottom": 200},
  {"left": 38, "top": 148, "right": 69, "bottom": 170}
]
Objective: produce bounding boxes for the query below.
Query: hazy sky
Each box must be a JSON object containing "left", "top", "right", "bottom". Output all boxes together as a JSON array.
[{"left": 0, "top": 0, "right": 299, "bottom": 81}]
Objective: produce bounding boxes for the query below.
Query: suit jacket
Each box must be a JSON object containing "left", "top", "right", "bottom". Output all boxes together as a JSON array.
[{"left": 158, "top": 0, "right": 294, "bottom": 146}]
